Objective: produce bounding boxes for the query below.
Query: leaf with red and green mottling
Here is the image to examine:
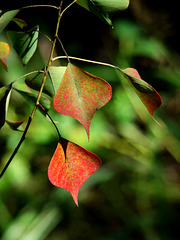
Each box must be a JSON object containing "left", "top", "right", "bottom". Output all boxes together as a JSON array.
[
  {"left": 53, "top": 63, "right": 112, "bottom": 140},
  {"left": 48, "top": 139, "right": 102, "bottom": 206},
  {"left": 121, "top": 68, "right": 162, "bottom": 123},
  {"left": 0, "top": 83, "right": 12, "bottom": 129},
  {"left": 0, "top": 42, "right": 10, "bottom": 71}
]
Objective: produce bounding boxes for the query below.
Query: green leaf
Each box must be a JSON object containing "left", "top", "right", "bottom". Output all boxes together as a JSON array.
[
  {"left": 76, "top": 0, "right": 129, "bottom": 25},
  {"left": 120, "top": 68, "right": 162, "bottom": 123},
  {"left": 0, "top": 9, "right": 19, "bottom": 33},
  {"left": 12, "top": 18, "right": 27, "bottom": 29},
  {"left": 25, "top": 66, "right": 66, "bottom": 98},
  {"left": 6, "top": 120, "right": 24, "bottom": 131},
  {"left": 7, "top": 26, "right": 39, "bottom": 65},
  {"left": 49, "top": 66, "right": 67, "bottom": 95},
  {"left": 53, "top": 63, "right": 112, "bottom": 139},
  {"left": 0, "top": 83, "right": 12, "bottom": 129},
  {"left": 93, "top": 0, "right": 129, "bottom": 11},
  {"left": 0, "top": 42, "right": 10, "bottom": 71},
  {"left": 14, "top": 88, "right": 51, "bottom": 113}
]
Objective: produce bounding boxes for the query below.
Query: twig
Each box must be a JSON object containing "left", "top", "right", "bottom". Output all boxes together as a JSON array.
[
  {"left": 37, "top": 103, "right": 62, "bottom": 141},
  {"left": 12, "top": 70, "right": 44, "bottom": 84},
  {"left": 52, "top": 55, "right": 121, "bottom": 71},
  {"left": 0, "top": 0, "right": 64, "bottom": 178}
]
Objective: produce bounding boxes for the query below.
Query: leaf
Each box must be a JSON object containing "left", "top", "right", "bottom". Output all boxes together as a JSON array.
[
  {"left": 48, "top": 139, "right": 102, "bottom": 206},
  {"left": 76, "top": 0, "right": 129, "bottom": 25},
  {"left": 7, "top": 26, "right": 39, "bottom": 65},
  {"left": 6, "top": 120, "right": 24, "bottom": 131},
  {"left": 12, "top": 18, "right": 27, "bottom": 29},
  {"left": 120, "top": 68, "right": 162, "bottom": 123},
  {"left": 14, "top": 88, "right": 51, "bottom": 113},
  {"left": 49, "top": 66, "right": 67, "bottom": 95},
  {"left": 92, "top": 0, "right": 130, "bottom": 11},
  {"left": 0, "top": 83, "right": 12, "bottom": 129},
  {"left": 53, "top": 63, "right": 112, "bottom": 139},
  {"left": 0, "top": 42, "right": 10, "bottom": 71},
  {"left": 25, "top": 66, "right": 66, "bottom": 98},
  {"left": 0, "top": 9, "right": 19, "bottom": 33}
]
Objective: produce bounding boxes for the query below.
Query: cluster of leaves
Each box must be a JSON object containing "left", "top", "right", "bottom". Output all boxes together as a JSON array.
[{"left": 0, "top": 0, "right": 162, "bottom": 206}]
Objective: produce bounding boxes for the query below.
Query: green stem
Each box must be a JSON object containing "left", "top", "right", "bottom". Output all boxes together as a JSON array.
[
  {"left": 12, "top": 70, "right": 44, "bottom": 84},
  {"left": 0, "top": 0, "right": 64, "bottom": 178},
  {"left": 37, "top": 103, "right": 62, "bottom": 141},
  {"left": 52, "top": 55, "right": 121, "bottom": 71}
]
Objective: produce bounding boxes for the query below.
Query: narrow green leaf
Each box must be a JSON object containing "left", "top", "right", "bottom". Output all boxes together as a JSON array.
[
  {"left": 77, "top": 0, "right": 111, "bottom": 25},
  {"left": 6, "top": 120, "right": 24, "bottom": 131},
  {"left": 12, "top": 18, "right": 27, "bottom": 29},
  {"left": 93, "top": 0, "right": 129, "bottom": 11},
  {"left": 77, "top": 0, "right": 129, "bottom": 25},
  {"left": 7, "top": 26, "right": 39, "bottom": 65},
  {"left": 14, "top": 88, "right": 51, "bottom": 113},
  {"left": 0, "top": 83, "right": 12, "bottom": 129},
  {"left": 0, "top": 9, "right": 19, "bottom": 33}
]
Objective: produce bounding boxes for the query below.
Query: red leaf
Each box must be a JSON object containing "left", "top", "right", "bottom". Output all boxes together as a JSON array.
[
  {"left": 121, "top": 68, "right": 162, "bottom": 124},
  {"left": 53, "top": 63, "right": 112, "bottom": 139},
  {"left": 0, "top": 42, "right": 10, "bottom": 71},
  {"left": 48, "top": 139, "right": 102, "bottom": 206}
]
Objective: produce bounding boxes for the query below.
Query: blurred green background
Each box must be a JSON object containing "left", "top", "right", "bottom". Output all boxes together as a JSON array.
[{"left": 1, "top": 0, "right": 180, "bottom": 239}]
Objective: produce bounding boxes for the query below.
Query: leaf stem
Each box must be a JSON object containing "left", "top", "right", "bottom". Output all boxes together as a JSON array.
[
  {"left": 60, "top": 0, "right": 78, "bottom": 16},
  {"left": 0, "top": 0, "right": 64, "bottom": 178},
  {"left": 21, "top": 5, "right": 59, "bottom": 10},
  {"left": 37, "top": 103, "right": 62, "bottom": 141},
  {"left": 52, "top": 55, "right": 121, "bottom": 71},
  {"left": 12, "top": 70, "right": 44, "bottom": 84}
]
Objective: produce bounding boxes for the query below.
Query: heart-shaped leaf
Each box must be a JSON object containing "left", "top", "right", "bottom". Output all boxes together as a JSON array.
[
  {"left": 0, "top": 9, "right": 19, "bottom": 33},
  {"left": 0, "top": 42, "right": 10, "bottom": 71},
  {"left": 120, "top": 68, "right": 162, "bottom": 123},
  {"left": 77, "top": 0, "right": 129, "bottom": 25},
  {"left": 48, "top": 139, "right": 102, "bottom": 206},
  {"left": 0, "top": 83, "right": 12, "bottom": 129},
  {"left": 53, "top": 63, "right": 112, "bottom": 139},
  {"left": 7, "top": 26, "right": 39, "bottom": 65}
]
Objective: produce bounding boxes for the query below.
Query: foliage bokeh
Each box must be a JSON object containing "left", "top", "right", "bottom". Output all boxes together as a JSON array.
[{"left": 1, "top": 1, "right": 180, "bottom": 239}]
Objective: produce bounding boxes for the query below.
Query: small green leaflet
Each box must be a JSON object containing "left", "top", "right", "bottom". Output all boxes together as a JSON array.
[
  {"left": 0, "top": 9, "right": 20, "bottom": 33},
  {"left": 14, "top": 88, "right": 51, "bottom": 114},
  {"left": 7, "top": 26, "right": 39, "bottom": 65},
  {"left": 6, "top": 120, "right": 24, "bottom": 131},
  {"left": 76, "top": 0, "right": 129, "bottom": 25},
  {"left": 0, "top": 83, "right": 12, "bottom": 129}
]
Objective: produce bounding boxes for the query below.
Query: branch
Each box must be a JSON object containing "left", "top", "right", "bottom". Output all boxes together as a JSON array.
[{"left": 0, "top": 0, "right": 64, "bottom": 178}]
